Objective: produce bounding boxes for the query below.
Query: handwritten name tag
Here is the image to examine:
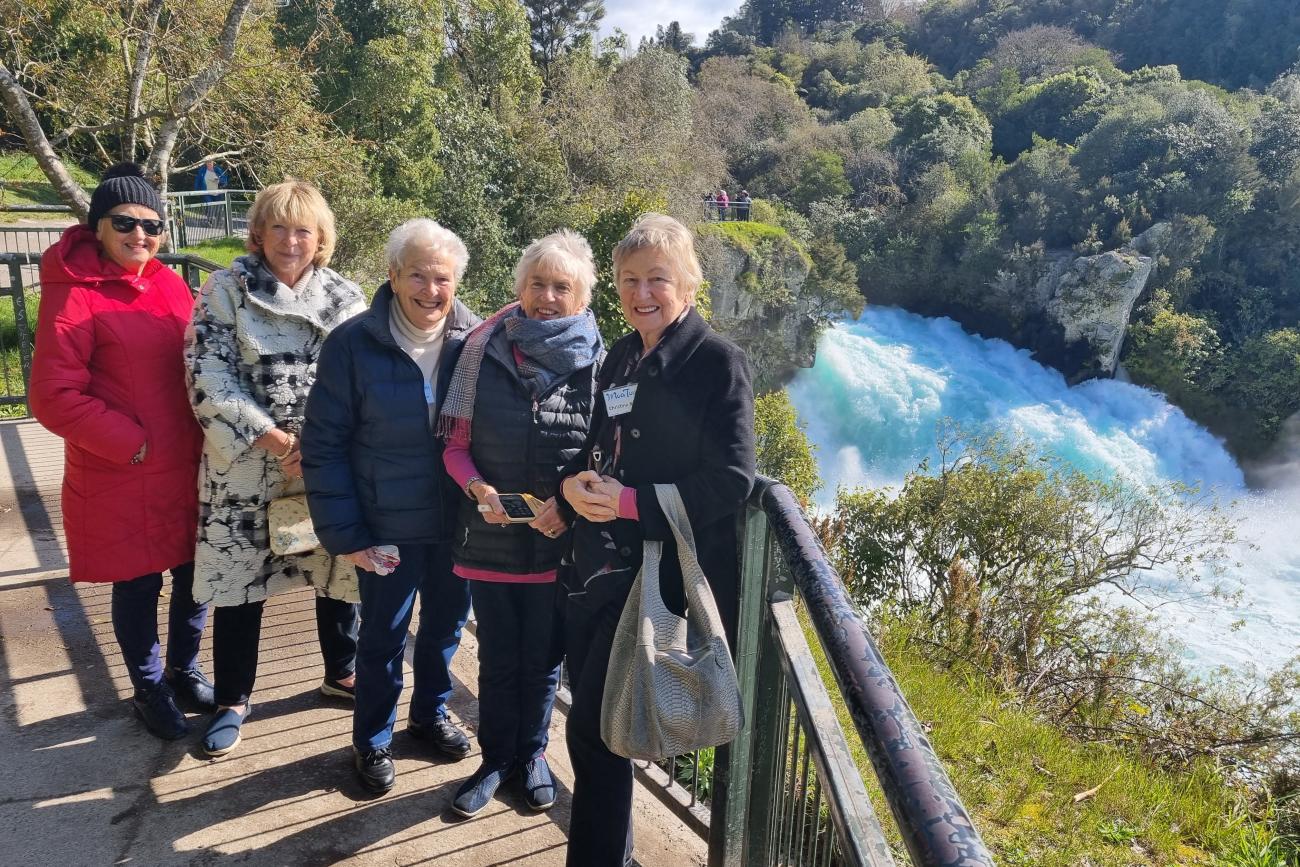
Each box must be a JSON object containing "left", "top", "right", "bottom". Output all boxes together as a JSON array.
[{"left": 603, "top": 384, "right": 638, "bottom": 417}]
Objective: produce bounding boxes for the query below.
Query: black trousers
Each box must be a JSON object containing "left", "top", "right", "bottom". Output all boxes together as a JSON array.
[
  {"left": 564, "top": 586, "right": 636, "bottom": 867},
  {"left": 212, "top": 595, "right": 358, "bottom": 707}
]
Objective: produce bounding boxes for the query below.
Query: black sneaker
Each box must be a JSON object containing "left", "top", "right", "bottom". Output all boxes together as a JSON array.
[
  {"left": 407, "top": 714, "right": 471, "bottom": 759},
  {"left": 320, "top": 676, "right": 355, "bottom": 701},
  {"left": 354, "top": 746, "right": 395, "bottom": 794},
  {"left": 132, "top": 682, "right": 188, "bottom": 741},
  {"left": 165, "top": 667, "right": 217, "bottom": 713},
  {"left": 451, "top": 762, "right": 514, "bottom": 817},
  {"left": 522, "top": 755, "right": 556, "bottom": 811}
]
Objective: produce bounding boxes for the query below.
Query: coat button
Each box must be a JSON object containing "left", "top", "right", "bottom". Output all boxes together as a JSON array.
[
  {"left": 648, "top": 367, "right": 659, "bottom": 377},
  {"left": 630, "top": 428, "right": 640, "bottom": 438},
  {"left": 619, "top": 546, "right": 633, "bottom": 557}
]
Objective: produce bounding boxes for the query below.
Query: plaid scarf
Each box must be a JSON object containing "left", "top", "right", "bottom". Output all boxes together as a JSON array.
[{"left": 436, "top": 302, "right": 602, "bottom": 443}]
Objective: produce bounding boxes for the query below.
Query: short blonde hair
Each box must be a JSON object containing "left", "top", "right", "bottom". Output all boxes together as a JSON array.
[
  {"left": 246, "top": 180, "right": 336, "bottom": 268},
  {"left": 514, "top": 230, "right": 597, "bottom": 307},
  {"left": 611, "top": 213, "right": 703, "bottom": 297},
  {"left": 385, "top": 218, "right": 469, "bottom": 279}
]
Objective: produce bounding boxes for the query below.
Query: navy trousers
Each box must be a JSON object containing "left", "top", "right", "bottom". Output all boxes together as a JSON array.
[
  {"left": 354, "top": 543, "right": 470, "bottom": 752},
  {"left": 469, "top": 580, "right": 562, "bottom": 768},
  {"left": 564, "top": 587, "right": 636, "bottom": 867},
  {"left": 110, "top": 562, "right": 207, "bottom": 694}
]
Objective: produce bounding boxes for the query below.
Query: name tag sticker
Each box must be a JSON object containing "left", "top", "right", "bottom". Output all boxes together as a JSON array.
[
  {"left": 424, "top": 382, "right": 435, "bottom": 405},
  {"left": 603, "top": 384, "right": 638, "bottom": 417}
]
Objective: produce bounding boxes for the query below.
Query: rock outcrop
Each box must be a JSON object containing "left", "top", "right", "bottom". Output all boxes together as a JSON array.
[
  {"left": 695, "top": 223, "right": 818, "bottom": 392},
  {"left": 984, "top": 222, "right": 1171, "bottom": 382}
]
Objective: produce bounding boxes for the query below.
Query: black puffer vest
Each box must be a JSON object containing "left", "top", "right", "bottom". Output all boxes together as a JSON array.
[{"left": 453, "top": 331, "right": 599, "bottom": 574}]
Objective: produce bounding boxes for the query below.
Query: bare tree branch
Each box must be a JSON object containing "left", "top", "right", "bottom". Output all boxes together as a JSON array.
[
  {"left": 124, "top": 0, "right": 166, "bottom": 161},
  {"left": 49, "top": 110, "right": 170, "bottom": 148},
  {"left": 0, "top": 59, "right": 90, "bottom": 219},
  {"left": 144, "top": 0, "right": 256, "bottom": 192},
  {"left": 172, "top": 150, "right": 246, "bottom": 173}
]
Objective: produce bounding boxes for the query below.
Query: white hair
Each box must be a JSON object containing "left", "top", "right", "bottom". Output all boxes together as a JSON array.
[
  {"left": 385, "top": 218, "right": 470, "bottom": 279},
  {"left": 513, "top": 230, "right": 597, "bottom": 307}
]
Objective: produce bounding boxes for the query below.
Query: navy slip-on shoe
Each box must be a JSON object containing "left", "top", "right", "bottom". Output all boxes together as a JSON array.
[{"left": 203, "top": 703, "right": 252, "bottom": 757}]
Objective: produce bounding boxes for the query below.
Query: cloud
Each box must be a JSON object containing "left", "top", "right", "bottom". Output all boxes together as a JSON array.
[{"left": 599, "top": 0, "right": 742, "bottom": 48}]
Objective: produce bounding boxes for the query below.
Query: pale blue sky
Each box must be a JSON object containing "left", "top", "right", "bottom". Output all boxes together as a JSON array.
[{"left": 599, "top": 0, "right": 743, "bottom": 48}]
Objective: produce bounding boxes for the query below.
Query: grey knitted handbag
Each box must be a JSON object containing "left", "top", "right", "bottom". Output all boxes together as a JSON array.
[{"left": 600, "top": 484, "right": 744, "bottom": 760}]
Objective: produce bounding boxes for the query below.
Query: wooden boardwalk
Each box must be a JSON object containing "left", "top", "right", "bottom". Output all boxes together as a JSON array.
[{"left": 0, "top": 418, "right": 705, "bottom": 866}]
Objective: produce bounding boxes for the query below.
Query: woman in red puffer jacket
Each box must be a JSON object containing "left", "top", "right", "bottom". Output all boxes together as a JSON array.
[{"left": 30, "top": 163, "right": 211, "bottom": 741}]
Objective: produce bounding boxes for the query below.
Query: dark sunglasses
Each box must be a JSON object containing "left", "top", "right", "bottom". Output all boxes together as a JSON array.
[{"left": 109, "top": 215, "right": 166, "bottom": 236}]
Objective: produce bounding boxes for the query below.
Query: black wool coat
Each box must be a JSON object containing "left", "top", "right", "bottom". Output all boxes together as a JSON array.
[
  {"left": 301, "top": 284, "right": 481, "bottom": 554},
  {"left": 558, "top": 307, "right": 756, "bottom": 639},
  {"left": 453, "top": 328, "right": 599, "bottom": 574}
]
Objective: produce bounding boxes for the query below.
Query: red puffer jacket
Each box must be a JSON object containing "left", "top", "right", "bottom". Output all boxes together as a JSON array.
[{"left": 29, "top": 224, "right": 203, "bottom": 582}]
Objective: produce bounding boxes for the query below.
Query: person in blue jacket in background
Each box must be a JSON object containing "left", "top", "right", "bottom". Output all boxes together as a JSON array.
[{"left": 194, "top": 159, "right": 229, "bottom": 202}]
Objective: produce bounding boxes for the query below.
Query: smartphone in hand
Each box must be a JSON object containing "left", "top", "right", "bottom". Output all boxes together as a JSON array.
[{"left": 478, "top": 492, "right": 546, "bottom": 523}]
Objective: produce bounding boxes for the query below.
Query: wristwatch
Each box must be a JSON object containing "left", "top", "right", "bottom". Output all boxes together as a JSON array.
[{"left": 464, "top": 476, "right": 483, "bottom": 499}]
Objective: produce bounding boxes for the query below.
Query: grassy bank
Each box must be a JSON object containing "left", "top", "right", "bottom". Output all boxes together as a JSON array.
[
  {"left": 0, "top": 153, "right": 91, "bottom": 221},
  {"left": 177, "top": 237, "right": 244, "bottom": 269},
  {"left": 804, "top": 612, "right": 1287, "bottom": 865}
]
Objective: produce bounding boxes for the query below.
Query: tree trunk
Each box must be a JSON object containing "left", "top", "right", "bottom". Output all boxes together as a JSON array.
[
  {"left": 0, "top": 61, "right": 90, "bottom": 220},
  {"left": 144, "top": 0, "right": 255, "bottom": 194},
  {"left": 124, "top": 0, "right": 166, "bottom": 162}
]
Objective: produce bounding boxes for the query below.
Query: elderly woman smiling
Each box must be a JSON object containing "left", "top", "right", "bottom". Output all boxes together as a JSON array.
[
  {"left": 437, "top": 230, "right": 603, "bottom": 818},
  {"left": 557, "top": 213, "right": 755, "bottom": 866},
  {"left": 186, "top": 180, "right": 367, "bottom": 757},
  {"left": 303, "top": 219, "right": 482, "bottom": 794},
  {"left": 30, "top": 163, "right": 209, "bottom": 740}
]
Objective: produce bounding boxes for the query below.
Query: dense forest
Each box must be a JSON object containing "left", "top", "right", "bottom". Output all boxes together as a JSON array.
[{"left": 9, "top": 0, "right": 1298, "bottom": 453}]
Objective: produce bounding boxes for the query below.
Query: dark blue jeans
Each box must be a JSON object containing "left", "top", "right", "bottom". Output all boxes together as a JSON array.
[
  {"left": 470, "top": 580, "right": 562, "bottom": 768},
  {"left": 564, "top": 587, "right": 636, "bottom": 867},
  {"left": 354, "top": 543, "right": 470, "bottom": 752},
  {"left": 110, "top": 562, "right": 207, "bottom": 695}
]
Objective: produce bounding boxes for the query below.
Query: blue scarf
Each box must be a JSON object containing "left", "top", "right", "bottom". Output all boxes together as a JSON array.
[
  {"left": 503, "top": 307, "right": 603, "bottom": 396},
  {"left": 438, "top": 302, "right": 602, "bottom": 443}
]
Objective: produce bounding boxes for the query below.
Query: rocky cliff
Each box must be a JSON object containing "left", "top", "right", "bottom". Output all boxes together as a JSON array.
[
  {"left": 695, "top": 223, "right": 818, "bottom": 392},
  {"left": 930, "top": 222, "right": 1172, "bottom": 384}
]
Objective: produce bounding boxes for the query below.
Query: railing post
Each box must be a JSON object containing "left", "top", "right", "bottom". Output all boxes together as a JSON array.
[
  {"left": 8, "top": 260, "right": 33, "bottom": 408},
  {"left": 712, "top": 504, "right": 776, "bottom": 866},
  {"left": 713, "top": 495, "right": 796, "bottom": 867},
  {"left": 747, "top": 541, "right": 795, "bottom": 867},
  {"left": 223, "top": 191, "right": 234, "bottom": 238}
]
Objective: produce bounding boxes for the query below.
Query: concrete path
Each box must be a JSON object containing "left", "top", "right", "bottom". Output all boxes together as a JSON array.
[{"left": 0, "top": 419, "right": 707, "bottom": 866}]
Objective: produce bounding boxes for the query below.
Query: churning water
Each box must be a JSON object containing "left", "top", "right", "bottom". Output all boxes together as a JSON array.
[{"left": 788, "top": 307, "right": 1300, "bottom": 675}]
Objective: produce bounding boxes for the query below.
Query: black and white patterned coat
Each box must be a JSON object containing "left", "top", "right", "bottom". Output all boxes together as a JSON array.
[{"left": 185, "top": 254, "right": 366, "bottom": 607}]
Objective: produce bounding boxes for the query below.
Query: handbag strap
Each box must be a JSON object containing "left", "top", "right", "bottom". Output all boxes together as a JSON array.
[{"left": 652, "top": 484, "right": 730, "bottom": 647}]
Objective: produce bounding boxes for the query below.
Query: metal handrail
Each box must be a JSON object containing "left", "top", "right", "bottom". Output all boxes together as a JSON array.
[
  {"left": 750, "top": 479, "right": 995, "bottom": 866},
  {"left": 165, "top": 188, "right": 258, "bottom": 202}
]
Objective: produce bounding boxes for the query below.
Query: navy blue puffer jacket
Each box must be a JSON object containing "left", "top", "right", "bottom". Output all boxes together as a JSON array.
[{"left": 302, "top": 284, "right": 481, "bottom": 554}]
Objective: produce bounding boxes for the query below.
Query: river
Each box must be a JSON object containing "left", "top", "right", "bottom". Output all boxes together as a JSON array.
[{"left": 788, "top": 306, "right": 1300, "bottom": 675}]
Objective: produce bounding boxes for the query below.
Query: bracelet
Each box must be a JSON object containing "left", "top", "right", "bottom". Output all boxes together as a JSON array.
[
  {"left": 464, "top": 475, "right": 483, "bottom": 498},
  {"left": 274, "top": 432, "right": 297, "bottom": 460}
]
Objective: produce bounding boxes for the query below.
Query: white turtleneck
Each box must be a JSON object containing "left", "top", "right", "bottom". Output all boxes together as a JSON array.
[{"left": 389, "top": 300, "right": 448, "bottom": 421}]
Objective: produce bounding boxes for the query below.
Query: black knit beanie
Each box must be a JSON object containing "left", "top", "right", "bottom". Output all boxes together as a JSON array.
[{"left": 86, "top": 162, "right": 166, "bottom": 227}]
